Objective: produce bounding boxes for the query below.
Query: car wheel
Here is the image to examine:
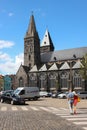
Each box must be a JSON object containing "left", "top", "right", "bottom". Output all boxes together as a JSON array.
[
  {"left": 63, "top": 96, "right": 66, "bottom": 99},
  {"left": 11, "top": 100, "right": 14, "bottom": 105},
  {"left": 1, "top": 98, "right": 4, "bottom": 103}
]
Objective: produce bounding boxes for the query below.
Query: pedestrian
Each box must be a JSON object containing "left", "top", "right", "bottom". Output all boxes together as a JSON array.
[
  {"left": 67, "top": 88, "right": 74, "bottom": 115},
  {"left": 73, "top": 91, "right": 79, "bottom": 114}
]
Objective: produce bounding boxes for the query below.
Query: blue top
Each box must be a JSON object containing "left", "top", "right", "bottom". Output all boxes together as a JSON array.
[{"left": 67, "top": 92, "right": 74, "bottom": 103}]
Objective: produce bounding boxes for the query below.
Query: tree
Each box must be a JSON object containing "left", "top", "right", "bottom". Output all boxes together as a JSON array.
[{"left": 80, "top": 53, "right": 87, "bottom": 90}]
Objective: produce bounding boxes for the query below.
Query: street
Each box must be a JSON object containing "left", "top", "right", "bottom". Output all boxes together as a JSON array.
[{"left": 0, "top": 98, "right": 87, "bottom": 130}]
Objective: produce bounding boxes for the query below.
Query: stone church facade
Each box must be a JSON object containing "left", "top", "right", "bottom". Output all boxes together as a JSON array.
[{"left": 15, "top": 14, "right": 87, "bottom": 92}]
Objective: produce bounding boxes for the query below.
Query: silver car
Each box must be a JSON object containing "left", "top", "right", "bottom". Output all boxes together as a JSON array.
[{"left": 78, "top": 91, "right": 87, "bottom": 99}]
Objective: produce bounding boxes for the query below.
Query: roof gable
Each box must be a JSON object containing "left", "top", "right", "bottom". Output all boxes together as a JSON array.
[
  {"left": 49, "top": 63, "right": 58, "bottom": 70},
  {"left": 39, "top": 64, "right": 47, "bottom": 71},
  {"left": 72, "top": 60, "right": 83, "bottom": 69},
  {"left": 60, "top": 62, "right": 70, "bottom": 70},
  {"left": 16, "top": 65, "right": 29, "bottom": 75},
  {"left": 30, "top": 65, "right": 38, "bottom": 72}
]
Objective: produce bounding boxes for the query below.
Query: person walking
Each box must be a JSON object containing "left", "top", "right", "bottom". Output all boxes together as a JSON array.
[
  {"left": 73, "top": 91, "right": 79, "bottom": 114},
  {"left": 67, "top": 88, "right": 74, "bottom": 115}
]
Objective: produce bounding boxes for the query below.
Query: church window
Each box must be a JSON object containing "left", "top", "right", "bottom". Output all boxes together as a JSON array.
[
  {"left": 29, "top": 55, "right": 31, "bottom": 60},
  {"left": 60, "top": 71, "right": 69, "bottom": 88},
  {"left": 44, "top": 41, "right": 46, "bottom": 44},
  {"left": 73, "top": 71, "right": 82, "bottom": 88},
  {"left": 19, "top": 77, "right": 24, "bottom": 87},
  {"left": 29, "top": 63, "right": 31, "bottom": 69}
]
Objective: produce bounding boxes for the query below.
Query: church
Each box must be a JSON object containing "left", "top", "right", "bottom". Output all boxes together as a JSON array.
[{"left": 15, "top": 14, "right": 87, "bottom": 92}]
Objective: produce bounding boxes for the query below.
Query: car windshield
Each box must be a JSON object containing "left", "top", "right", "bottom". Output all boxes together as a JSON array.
[{"left": 14, "top": 89, "right": 20, "bottom": 95}]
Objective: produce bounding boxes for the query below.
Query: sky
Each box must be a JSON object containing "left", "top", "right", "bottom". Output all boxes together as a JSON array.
[{"left": 0, "top": 0, "right": 87, "bottom": 75}]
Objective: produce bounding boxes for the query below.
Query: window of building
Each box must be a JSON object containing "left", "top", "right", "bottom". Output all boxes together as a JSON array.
[
  {"left": 19, "top": 77, "right": 24, "bottom": 87},
  {"left": 29, "top": 55, "right": 31, "bottom": 60}
]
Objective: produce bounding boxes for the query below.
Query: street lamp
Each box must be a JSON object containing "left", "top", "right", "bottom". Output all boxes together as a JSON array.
[
  {"left": 69, "top": 61, "right": 73, "bottom": 90},
  {"left": 68, "top": 54, "right": 76, "bottom": 90}
]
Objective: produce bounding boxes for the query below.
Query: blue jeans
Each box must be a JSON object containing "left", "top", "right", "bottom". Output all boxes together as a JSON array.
[{"left": 68, "top": 101, "right": 73, "bottom": 114}]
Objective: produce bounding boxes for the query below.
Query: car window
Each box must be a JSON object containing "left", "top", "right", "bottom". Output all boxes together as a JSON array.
[
  {"left": 80, "top": 91, "right": 87, "bottom": 94},
  {"left": 19, "top": 90, "right": 25, "bottom": 95}
]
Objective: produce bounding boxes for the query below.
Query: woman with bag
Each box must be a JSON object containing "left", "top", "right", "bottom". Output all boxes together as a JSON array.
[{"left": 73, "top": 91, "right": 80, "bottom": 114}]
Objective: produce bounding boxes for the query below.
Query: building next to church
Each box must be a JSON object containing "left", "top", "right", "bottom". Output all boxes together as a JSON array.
[{"left": 15, "top": 14, "right": 87, "bottom": 92}]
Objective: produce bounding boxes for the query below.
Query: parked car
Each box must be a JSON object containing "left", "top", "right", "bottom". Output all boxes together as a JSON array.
[
  {"left": 0, "top": 91, "right": 5, "bottom": 95},
  {"left": 57, "top": 92, "right": 68, "bottom": 99},
  {"left": 47, "top": 92, "right": 52, "bottom": 97},
  {"left": 39, "top": 91, "right": 49, "bottom": 97},
  {"left": 77, "top": 91, "right": 87, "bottom": 99},
  {"left": 0, "top": 90, "right": 14, "bottom": 98},
  {"left": 52, "top": 92, "right": 63, "bottom": 98},
  {"left": 0, "top": 91, "right": 25, "bottom": 105}
]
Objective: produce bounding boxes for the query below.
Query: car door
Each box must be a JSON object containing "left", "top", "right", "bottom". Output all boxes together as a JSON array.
[{"left": 5, "top": 93, "right": 12, "bottom": 103}]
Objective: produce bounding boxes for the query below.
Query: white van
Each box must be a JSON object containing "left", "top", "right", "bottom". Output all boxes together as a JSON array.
[{"left": 14, "top": 87, "right": 40, "bottom": 100}]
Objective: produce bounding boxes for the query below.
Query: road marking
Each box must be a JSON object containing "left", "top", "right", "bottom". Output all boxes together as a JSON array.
[
  {"left": 21, "top": 106, "right": 28, "bottom": 111},
  {"left": 67, "top": 118, "right": 87, "bottom": 121},
  {"left": 55, "top": 109, "right": 87, "bottom": 130},
  {"left": 48, "top": 107, "right": 59, "bottom": 111},
  {"left": 56, "top": 113, "right": 69, "bottom": 116},
  {"left": 40, "top": 107, "right": 51, "bottom": 112},
  {"left": 30, "top": 106, "right": 39, "bottom": 111},
  {"left": 12, "top": 106, "right": 18, "bottom": 111},
  {"left": 1, "top": 107, "right": 7, "bottom": 111},
  {"left": 60, "top": 114, "right": 87, "bottom": 118},
  {"left": 73, "top": 122, "right": 87, "bottom": 125},
  {"left": 59, "top": 108, "right": 68, "bottom": 111}
]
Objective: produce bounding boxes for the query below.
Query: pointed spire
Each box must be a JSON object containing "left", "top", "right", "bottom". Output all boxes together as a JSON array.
[
  {"left": 41, "top": 29, "right": 54, "bottom": 51},
  {"left": 25, "top": 14, "right": 38, "bottom": 37}
]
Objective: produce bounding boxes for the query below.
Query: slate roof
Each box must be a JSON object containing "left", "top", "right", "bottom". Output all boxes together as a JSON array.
[
  {"left": 41, "top": 47, "right": 87, "bottom": 63},
  {"left": 22, "top": 66, "right": 30, "bottom": 73}
]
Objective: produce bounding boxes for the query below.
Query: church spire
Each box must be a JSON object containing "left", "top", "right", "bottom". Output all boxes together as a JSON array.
[
  {"left": 24, "top": 14, "right": 41, "bottom": 68},
  {"left": 25, "top": 14, "right": 38, "bottom": 37}
]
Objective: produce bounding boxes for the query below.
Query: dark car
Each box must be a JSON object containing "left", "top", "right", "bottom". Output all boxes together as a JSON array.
[
  {"left": 0, "top": 91, "right": 25, "bottom": 105},
  {"left": 0, "top": 90, "right": 13, "bottom": 99}
]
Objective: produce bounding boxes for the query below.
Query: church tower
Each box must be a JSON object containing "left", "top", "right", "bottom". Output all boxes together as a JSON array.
[
  {"left": 24, "top": 14, "right": 41, "bottom": 69},
  {"left": 40, "top": 29, "right": 54, "bottom": 53}
]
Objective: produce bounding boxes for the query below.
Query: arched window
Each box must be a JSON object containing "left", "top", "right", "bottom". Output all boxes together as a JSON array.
[
  {"left": 60, "top": 71, "right": 69, "bottom": 89},
  {"left": 19, "top": 77, "right": 24, "bottom": 87},
  {"left": 48, "top": 72, "right": 57, "bottom": 91},
  {"left": 73, "top": 70, "right": 82, "bottom": 88},
  {"left": 29, "top": 73, "right": 37, "bottom": 87},
  {"left": 39, "top": 73, "right": 47, "bottom": 91}
]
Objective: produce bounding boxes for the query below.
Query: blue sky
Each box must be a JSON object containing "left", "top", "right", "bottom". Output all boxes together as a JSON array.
[{"left": 0, "top": 0, "right": 87, "bottom": 75}]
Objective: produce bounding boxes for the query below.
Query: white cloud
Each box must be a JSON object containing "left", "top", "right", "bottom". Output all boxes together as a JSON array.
[
  {"left": 8, "top": 12, "right": 14, "bottom": 17},
  {"left": 0, "top": 53, "right": 24, "bottom": 75},
  {"left": 0, "top": 40, "right": 14, "bottom": 49},
  {"left": 15, "top": 53, "right": 24, "bottom": 68},
  {"left": 0, "top": 52, "right": 12, "bottom": 61}
]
